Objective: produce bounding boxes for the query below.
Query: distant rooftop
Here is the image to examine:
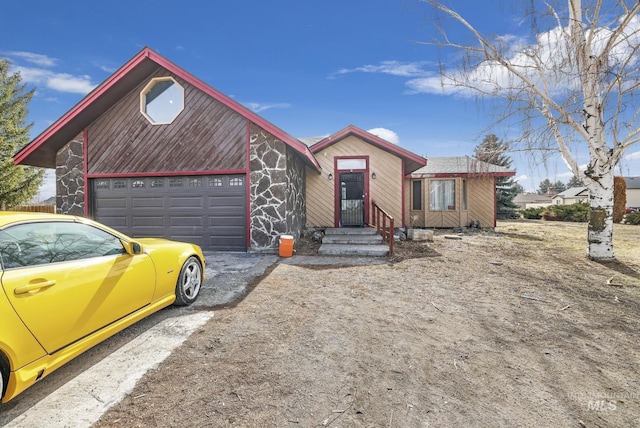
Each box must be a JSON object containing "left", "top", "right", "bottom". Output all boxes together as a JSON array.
[
  {"left": 624, "top": 176, "right": 640, "bottom": 189},
  {"left": 513, "top": 193, "right": 553, "bottom": 204},
  {"left": 555, "top": 187, "right": 589, "bottom": 198}
]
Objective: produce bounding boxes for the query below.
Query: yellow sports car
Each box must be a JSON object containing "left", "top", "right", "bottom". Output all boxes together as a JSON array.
[{"left": 0, "top": 212, "right": 205, "bottom": 403}]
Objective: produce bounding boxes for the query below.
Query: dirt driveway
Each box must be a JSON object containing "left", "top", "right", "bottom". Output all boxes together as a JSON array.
[{"left": 95, "top": 221, "right": 640, "bottom": 427}]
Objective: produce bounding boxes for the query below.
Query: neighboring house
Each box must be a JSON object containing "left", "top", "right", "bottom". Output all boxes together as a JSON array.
[
  {"left": 549, "top": 179, "right": 640, "bottom": 209},
  {"left": 552, "top": 187, "right": 589, "bottom": 205},
  {"left": 624, "top": 177, "right": 640, "bottom": 208},
  {"left": 14, "top": 48, "right": 510, "bottom": 252},
  {"left": 513, "top": 193, "right": 553, "bottom": 209},
  {"left": 408, "top": 156, "right": 515, "bottom": 228}
]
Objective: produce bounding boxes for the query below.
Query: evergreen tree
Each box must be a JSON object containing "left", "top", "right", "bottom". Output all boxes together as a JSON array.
[
  {"left": 538, "top": 178, "right": 566, "bottom": 195},
  {"left": 0, "top": 58, "right": 44, "bottom": 209},
  {"left": 552, "top": 180, "right": 567, "bottom": 193},
  {"left": 567, "top": 174, "right": 584, "bottom": 188},
  {"left": 473, "top": 134, "right": 518, "bottom": 218},
  {"left": 537, "top": 179, "right": 549, "bottom": 195},
  {"left": 513, "top": 182, "right": 525, "bottom": 194}
]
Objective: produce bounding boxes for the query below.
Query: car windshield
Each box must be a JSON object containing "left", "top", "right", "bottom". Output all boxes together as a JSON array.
[{"left": 0, "top": 221, "right": 125, "bottom": 270}]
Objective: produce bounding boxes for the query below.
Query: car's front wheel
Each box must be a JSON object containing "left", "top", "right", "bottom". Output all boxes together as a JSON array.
[{"left": 174, "top": 256, "right": 202, "bottom": 306}]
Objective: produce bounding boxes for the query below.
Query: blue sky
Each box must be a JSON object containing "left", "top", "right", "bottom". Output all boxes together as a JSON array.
[{"left": 2, "top": 0, "right": 640, "bottom": 199}]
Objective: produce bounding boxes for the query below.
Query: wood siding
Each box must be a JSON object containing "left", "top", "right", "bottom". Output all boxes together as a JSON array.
[
  {"left": 87, "top": 69, "right": 246, "bottom": 175},
  {"left": 468, "top": 177, "right": 495, "bottom": 228},
  {"left": 406, "top": 176, "right": 496, "bottom": 228},
  {"left": 628, "top": 189, "right": 640, "bottom": 207},
  {"left": 306, "top": 135, "right": 403, "bottom": 228}
]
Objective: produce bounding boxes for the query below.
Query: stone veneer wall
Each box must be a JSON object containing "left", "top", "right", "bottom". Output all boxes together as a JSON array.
[
  {"left": 56, "top": 136, "right": 85, "bottom": 215},
  {"left": 249, "top": 125, "right": 306, "bottom": 250},
  {"left": 286, "top": 147, "right": 306, "bottom": 235}
]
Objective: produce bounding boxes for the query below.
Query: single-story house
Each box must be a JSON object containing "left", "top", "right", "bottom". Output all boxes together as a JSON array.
[
  {"left": 408, "top": 156, "right": 515, "bottom": 228},
  {"left": 513, "top": 193, "right": 553, "bottom": 209},
  {"left": 550, "top": 179, "right": 640, "bottom": 209},
  {"left": 14, "top": 47, "right": 512, "bottom": 252},
  {"left": 624, "top": 177, "right": 640, "bottom": 208},
  {"left": 552, "top": 187, "right": 589, "bottom": 205}
]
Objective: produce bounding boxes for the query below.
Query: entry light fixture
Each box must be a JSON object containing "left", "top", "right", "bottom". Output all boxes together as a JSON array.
[
  {"left": 371, "top": 172, "right": 377, "bottom": 179},
  {"left": 328, "top": 173, "right": 333, "bottom": 180}
]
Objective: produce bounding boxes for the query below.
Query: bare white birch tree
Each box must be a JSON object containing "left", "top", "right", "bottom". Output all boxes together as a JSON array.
[{"left": 420, "top": 0, "right": 640, "bottom": 261}]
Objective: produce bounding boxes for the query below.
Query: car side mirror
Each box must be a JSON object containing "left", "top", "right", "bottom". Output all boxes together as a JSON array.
[{"left": 122, "top": 241, "right": 143, "bottom": 255}]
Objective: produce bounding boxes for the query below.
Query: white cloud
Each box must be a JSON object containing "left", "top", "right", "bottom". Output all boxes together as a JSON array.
[
  {"left": 47, "top": 73, "right": 95, "bottom": 94},
  {"left": 367, "top": 128, "right": 399, "bottom": 145},
  {"left": 13, "top": 65, "right": 95, "bottom": 94},
  {"left": 4, "top": 51, "right": 97, "bottom": 95},
  {"left": 515, "top": 174, "right": 529, "bottom": 182},
  {"left": 2, "top": 51, "right": 57, "bottom": 67},
  {"left": 406, "top": 16, "right": 640, "bottom": 98},
  {"left": 556, "top": 170, "right": 574, "bottom": 179},
  {"left": 244, "top": 102, "right": 291, "bottom": 113},
  {"left": 330, "top": 61, "right": 430, "bottom": 79},
  {"left": 625, "top": 150, "right": 640, "bottom": 160}
]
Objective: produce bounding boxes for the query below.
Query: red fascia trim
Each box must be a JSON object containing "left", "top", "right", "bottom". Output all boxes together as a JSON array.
[
  {"left": 86, "top": 169, "right": 246, "bottom": 179},
  {"left": 365, "top": 163, "right": 371, "bottom": 225},
  {"left": 245, "top": 120, "right": 252, "bottom": 250},
  {"left": 83, "top": 130, "right": 89, "bottom": 217},
  {"left": 14, "top": 48, "right": 152, "bottom": 166},
  {"left": 333, "top": 157, "right": 339, "bottom": 227},
  {"left": 333, "top": 156, "right": 370, "bottom": 227},
  {"left": 432, "top": 173, "right": 467, "bottom": 178},
  {"left": 335, "top": 154, "right": 370, "bottom": 162},
  {"left": 146, "top": 50, "right": 321, "bottom": 172},
  {"left": 401, "top": 159, "right": 406, "bottom": 227}
]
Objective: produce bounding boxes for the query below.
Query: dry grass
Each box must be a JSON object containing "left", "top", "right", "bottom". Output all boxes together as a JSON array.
[
  {"left": 497, "top": 219, "right": 640, "bottom": 287},
  {"left": 498, "top": 219, "right": 640, "bottom": 261}
]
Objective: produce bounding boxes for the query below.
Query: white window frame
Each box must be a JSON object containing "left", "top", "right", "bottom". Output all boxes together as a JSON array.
[
  {"left": 140, "top": 77, "right": 185, "bottom": 125},
  {"left": 430, "top": 179, "right": 456, "bottom": 211}
]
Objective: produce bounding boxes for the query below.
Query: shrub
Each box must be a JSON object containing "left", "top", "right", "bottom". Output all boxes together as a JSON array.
[
  {"left": 498, "top": 208, "right": 520, "bottom": 219},
  {"left": 623, "top": 211, "right": 640, "bottom": 225},
  {"left": 520, "top": 207, "right": 544, "bottom": 219},
  {"left": 541, "top": 202, "right": 589, "bottom": 222}
]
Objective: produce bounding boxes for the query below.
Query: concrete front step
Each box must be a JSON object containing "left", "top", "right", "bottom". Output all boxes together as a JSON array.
[
  {"left": 324, "top": 227, "right": 378, "bottom": 236},
  {"left": 322, "top": 234, "right": 383, "bottom": 245},
  {"left": 319, "top": 227, "right": 389, "bottom": 257},
  {"left": 318, "top": 243, "right": 389, "bottom": 257}
]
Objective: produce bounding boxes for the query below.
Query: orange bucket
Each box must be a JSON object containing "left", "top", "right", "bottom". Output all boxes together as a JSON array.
[{"left": 279, "top": 234, "right": 294, "bottom": 257}]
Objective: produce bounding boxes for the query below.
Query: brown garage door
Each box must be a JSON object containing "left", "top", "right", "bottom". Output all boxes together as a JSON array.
[{"left": 92, "top": 175, "right": 246, "bottom": 251}]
